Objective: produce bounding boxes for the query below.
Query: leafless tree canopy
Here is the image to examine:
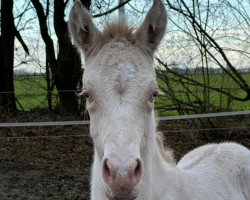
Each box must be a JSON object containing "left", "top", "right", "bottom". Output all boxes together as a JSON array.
[
  {"left": 0, "top": 0, "right": 249, "bottom": 115},
  {"left": 155, "top": 0, "right": 249, "bottom": 116}
]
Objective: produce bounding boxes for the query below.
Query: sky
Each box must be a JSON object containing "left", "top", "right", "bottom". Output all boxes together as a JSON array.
[{"left": 11, "top": 0, "right": 250, "bottom": 74}]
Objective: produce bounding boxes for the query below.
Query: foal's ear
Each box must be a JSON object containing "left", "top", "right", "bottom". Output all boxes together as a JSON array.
[
  {"left": 68, "top": 0, "right": 101, "bottom": 57},
  {"left": 135, "top": 0, "right": 167, "bottom": 55}
]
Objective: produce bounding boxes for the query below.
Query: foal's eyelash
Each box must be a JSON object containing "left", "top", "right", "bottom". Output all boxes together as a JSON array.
[
  {"left": 78, "top": 91, "right": 84, "bottom": 96},
  {"left": 79, "top": 88, "right": 88, "bottom": 96}
]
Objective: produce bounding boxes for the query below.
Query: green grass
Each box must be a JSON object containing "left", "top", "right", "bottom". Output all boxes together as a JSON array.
[
  {"left": 155, "top": 72, "right": 250, "bottom": 115},
  {"left": 14, "top": 76, "right": 58, "bottom": 110},
  {"left": 14, "top": 73, "right": 250, "bottom": 113}
]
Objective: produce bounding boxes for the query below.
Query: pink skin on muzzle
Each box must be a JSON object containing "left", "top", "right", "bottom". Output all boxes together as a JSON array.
[{"left": 102, "top": 156, "right": 143, "bottom": 200}]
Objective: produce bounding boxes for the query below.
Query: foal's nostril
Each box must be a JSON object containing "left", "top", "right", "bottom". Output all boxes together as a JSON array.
[
  {"left": 102, "top": 159, "right": 111, "bottom": 181},
  {"left": 134, "top": 159, "right": 142, "bottom": 179}
]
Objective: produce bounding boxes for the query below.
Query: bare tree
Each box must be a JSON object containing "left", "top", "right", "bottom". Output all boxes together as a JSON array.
[
  {"left": 30, "top": 0, "right": 83, "bottom": 115},
  {"left": 0, "top": 0, "right": 29, "bottom": 113},
  {"left": 28, "top": 0, "right": 134, "bottom": 115},
  {"left": 156, "top": 0, "right": 250, "bottom": 115}
]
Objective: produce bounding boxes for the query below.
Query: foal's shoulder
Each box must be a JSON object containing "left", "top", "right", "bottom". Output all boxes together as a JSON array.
[{"left": 177, "top": 142, "right": 250, "bottom": 170}]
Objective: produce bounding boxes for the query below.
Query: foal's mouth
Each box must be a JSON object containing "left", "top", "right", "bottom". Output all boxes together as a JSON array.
[{"left": 105, "top": 189, "right": 139, "bottom": 200}]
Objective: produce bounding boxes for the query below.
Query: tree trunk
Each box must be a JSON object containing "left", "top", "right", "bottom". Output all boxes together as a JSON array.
[
  {"left": 31, "top": 0, "right": 83, "bottom": 115},
  {"left": 0, "top": 0, "right": 17, "bottom": 113},
  {"left": 45, "top": 56, "right": 53, "bottom": 112},
  {"left": 53, "top": 0, "right": 82, "bottom": 115},
  {"left": 54, "top": 49, "right": 81, "bottom": 114}
]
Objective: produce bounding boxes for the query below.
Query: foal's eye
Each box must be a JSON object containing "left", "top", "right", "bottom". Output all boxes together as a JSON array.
[
  {"left": 150, "top": 91, "right": 158, "bottom": 102},
  {"left": 84, "top": 93, "right": 92, "bottom": 102}
]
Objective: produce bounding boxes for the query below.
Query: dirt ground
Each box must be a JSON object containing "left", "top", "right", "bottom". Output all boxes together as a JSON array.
[{"left": 0, "top": 115, "right": 249, "bottom": 200}]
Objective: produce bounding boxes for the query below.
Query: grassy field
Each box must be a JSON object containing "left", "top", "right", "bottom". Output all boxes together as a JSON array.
[
  {"left": 14, "top": 73, "right": 250, "bottom": 113},
  {"left": 156, "top": 72, "right": 250, "bottom": 115},
  {"left": 14, "top": 76, "right": 59, "bottom": 111}
]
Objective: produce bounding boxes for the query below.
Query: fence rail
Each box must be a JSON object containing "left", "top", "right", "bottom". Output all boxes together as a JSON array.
[
  {"left": 1, "top": 110, "right": 249, "bottom": 128},
  {"left": 1, "top": 126, "right": 249, "bottom": 140},
  {"left": 158, "top": 110, "right": 250, "bottom": 121}
]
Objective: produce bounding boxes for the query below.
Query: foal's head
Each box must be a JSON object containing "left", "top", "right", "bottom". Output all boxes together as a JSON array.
[{"left": 69, "top": 0, "right": 167, "bottom": 199}]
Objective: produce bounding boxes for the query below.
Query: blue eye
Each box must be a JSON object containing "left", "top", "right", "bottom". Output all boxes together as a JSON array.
[
  {"left": 150, "top": 92, "right": 158, "bottom": 102},
  {"left": 84, "top": 93, "right": 92, "bottom": 102}
]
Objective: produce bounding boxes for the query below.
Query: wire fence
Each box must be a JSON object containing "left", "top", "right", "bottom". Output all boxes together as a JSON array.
[
  {"left": 1, "top": 110, "right": 249, "bottom": 128},
  {"left": 1, "top": 110, "right": 249, "bottom": 140},
  {"left": 1, "top": 82, "right": 249, "bottom": 94},
  {"left": 2, "top": 72, "right": 250, "bottom": 112},
  {"left": 161, "top": 126, "right": 250, "bottom": 133},
  {"left": 1, "top": 126, "right": 249, "bottom": 140},
  {"left": 1, "top": 75, "right": 250, "bottom": 141},
  {"left": 1, "top": 90, "right": 249, "bottom": 113},
  {"left": 0, "top": 134, "right": 89, "bottom": 140}
]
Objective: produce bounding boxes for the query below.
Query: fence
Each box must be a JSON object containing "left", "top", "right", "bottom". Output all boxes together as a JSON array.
[
  {"left": 1, "top": 110, "right": 250, "bottom": 128},
  {"left": 1, "top": 109, "right": 249, "bottom": 200},
  {"left": 2, "top": 72, "right": 249, "bottom": 112},
  {"left": 5, "top": 87, "right": 249, "bottom": 112},
  {"left": 1, "top": 75, "right": 250, "bottom": 139},
  {"left": 1, "top": 110, "right": 249, "bottom": 140}
]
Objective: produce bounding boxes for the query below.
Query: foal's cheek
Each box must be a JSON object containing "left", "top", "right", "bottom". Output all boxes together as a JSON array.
[
  {"left": 89, "top": 126, "right": 105, "bottom": 157},
  {"left": 147, "top": 100, "right": 155, "bottom": 111},
  {"left": 86, "top": 102, "right": 97, "bottom": 113},
  {"left": 89, "top": 120, "right": 99, "bottom": 139}
]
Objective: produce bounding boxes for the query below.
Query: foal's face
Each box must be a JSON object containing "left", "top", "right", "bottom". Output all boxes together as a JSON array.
[
  {"left": 83, "top": 41, "right": 157, "bottom": 154},
  {"left": 83, "top": 41, "right": 157, "bottom": 198},
  {"left": 69, "top": 0, "right": 167, "bottom": 199}
]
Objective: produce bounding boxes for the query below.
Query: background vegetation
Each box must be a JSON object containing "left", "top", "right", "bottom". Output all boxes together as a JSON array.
[
  {"left": 1, "top": 0, "right": 249, "bottom": 118},
  {"left": 0, "top": 1, "right": 249, "bottom": 199},
  {"left": 13, "top": 73, "right": 250, "bottom": 113}
]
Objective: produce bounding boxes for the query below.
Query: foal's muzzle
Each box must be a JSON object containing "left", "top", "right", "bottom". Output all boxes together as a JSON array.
[{"left": 102, "top": 155, "right": 143, "bottom": 200}]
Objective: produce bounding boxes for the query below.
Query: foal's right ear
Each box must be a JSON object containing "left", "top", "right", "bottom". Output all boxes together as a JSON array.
[
  {"left": 135, "top": 0, "right": 167, "bottom": 56},
  {"left": 68, "top": 0, "right": 101, "bottom": 57}
]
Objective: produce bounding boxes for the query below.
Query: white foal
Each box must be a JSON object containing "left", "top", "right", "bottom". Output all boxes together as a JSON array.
[{"left": 68, "top": 0, "right": 250, "bottom": 199}]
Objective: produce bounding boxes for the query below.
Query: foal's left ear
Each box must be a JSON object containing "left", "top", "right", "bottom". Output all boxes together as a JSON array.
[
  {"left": 135, "top": 0, "right": 167, "bottom": 55},
  {"left": 68, "top": 0, "right": 101, "bottom": 57}
]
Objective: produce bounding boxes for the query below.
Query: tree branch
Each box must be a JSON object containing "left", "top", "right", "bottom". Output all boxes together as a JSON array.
[
  {"left": 93, "top": 0, "right": 131, "bottom": 18},
  {"left": 31, "top": 0, "right": 57, "bottom": 74},
  {"left": 156, "top": 58, "right": 249, "bottom": 102},
  {"left": 14, "top": 26, "right": 29, "bottom": 55},
  {"left": 165, "top": 0, "right": 250, "bottom": 97}
]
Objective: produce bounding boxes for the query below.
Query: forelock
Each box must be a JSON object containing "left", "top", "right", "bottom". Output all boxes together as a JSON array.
[{"left": 102, "top": 18, "right": 136, "bottom": 43}]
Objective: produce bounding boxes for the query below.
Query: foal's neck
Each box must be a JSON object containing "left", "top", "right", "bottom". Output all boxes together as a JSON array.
[{"left": 141, "top": 113, "right": 189, "bottom": 200}]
